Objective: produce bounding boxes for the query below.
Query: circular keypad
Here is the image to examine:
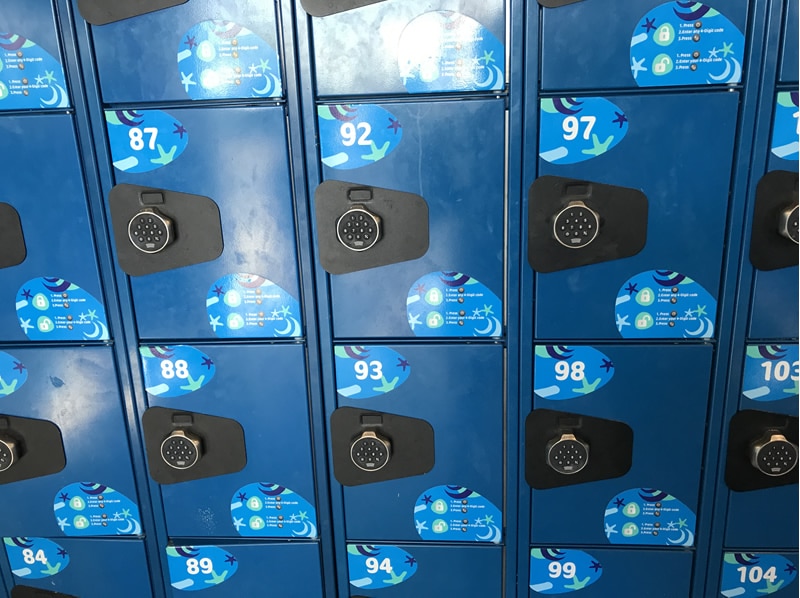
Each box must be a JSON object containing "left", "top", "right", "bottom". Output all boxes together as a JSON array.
[
  {"left": 350, "top": 433, "right": 390, "bottom": 472},
  {"left": 160, "top": 432, "right": 200, "bottom": 470},
  {"left": 752, "top": 434, "right": 798, "bottom": 477},
  {"left": 553, "top": 202, "right": 599, "bottom": 249},
  {"left": 0, "top": 437, "right": 17, "bottom": 473},
  {"left": 546, "top": 434, "right": 589, "bottom": 475},
  {"left": 779, "top": 205, "right": 799, "bottom": 244},
  {"left": 128, "top": 210, "right": 172, "bottom": 254},
  {"left": 337, "top": 207, "right": 381, "bottom": 252}
]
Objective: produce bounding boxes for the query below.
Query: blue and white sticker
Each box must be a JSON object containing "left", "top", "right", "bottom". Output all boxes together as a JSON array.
[
  {"left": 721, "top": 553, "right": 798, "bottom": 598},
  {"left": 604, "top": 488, "right": 695, "bottom": 547},
  {"left": 177, "top": 21, "right": 281, "bottom": 100},
  {"left": 230, "top": 483, "right": 317, "bottom": 539},
  {"left": 0, "top": 33, "right": 69, "bottom": 110},
  {"left": 534, "top": 345, "right": 615, "bottom": 400},
  {"left": 630, "top": 2, "right": 744, "bottom": 87},
  {"left": 335, "top": 345, "right": 411, "bottom": 399},
  {"left": 207, "top": 274, "right": 301, "bottom": 339},
  {"left": 105, "top": 109, "right": 189, "bottom": 173},
  {"left": 741, "top": 345, "right": 799, "bottom": 402},
  {"left": 407, "top": 272, "right": 502, "bottom": 338},
  {"left": 53, "top": 483, "right": 141, "bottom": 537},
  {"left": 348, "top": 544, "right": 417, "bottom": 590},
  {"left": 530, "top": 548, "right": 603, "bottom": 594},
  {"left": 0, "top": 350, "right": 27, "bottom": 398},
  {"left": 540, "top": 97, "right": 628, "bottom": 164},
  {"left": 414, "top": 485, "right": 502, "bottom": 543},
  {"left": 318, "top": 104, "right": 403, "bottom": 169},
  {"left": 17, "top": 278, "right": 109, "bottom": 341},
  {"left": 398, "top": 11, "right": 504, "bottom": 94},
  {"left": 4, "top": 538, "right": 69, "bottom": 580},
  {"left": 166, "top": 545, "right": 238, "bottom": 592},
  {"left": 615, "top": 270, "right": 716, "bottom": 339},
  {"left": 771, "top": 91, "right": 799, "bottom": 161},
  {"left": 140, "top": 345, "right": 216, "bottom": 399}
]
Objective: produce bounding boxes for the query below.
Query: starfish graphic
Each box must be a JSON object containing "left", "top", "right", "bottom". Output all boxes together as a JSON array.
[
  {"left": 180, "top": 72, "right": 196, "bottom": 92},
  {"left": 21, "top": 289, "right": 32, "bottom": 300},
  {"left": 121, "top": 509, "right": 131, "bottom": 518},
  {"left": 87, "top": 309, "right": 98, "bottom": 320},
  {"left": 42, "top": 562, "right": 62, "bottom": 576},
  {"left": 642, "top": 17, "right": 657, "bottom": 32},
  {"left": 19, "top": 318, "right": 33, "bottom": 333},
  {"left": 280, "top": 305, "right": 292, "bottom": 317},
  {"left": 12, "top": 361, "right": 25, "bottom": 373},
  {"left": 471, "top": 308, "right": 482, "bottom": 317},
  {"left": 151, "top": 144, "right": 177, "bottom": 165},
  {"left": 184, "top": 36, "right": 197, "bottom": 50},
  {"left": 582, "top": 134, "right": 614, "bottom": 156},
  {"left": 614, "top": 498, "right": 625, "bottom": 508},
  {"left": 201, "top": 357, "right": 214, "bottom": 370},
  {"left": 57, "top": 548, "right": 68, "bottom": 558},
  {"left": 173, "top": 123, "right": 188, "bottom": 139},
  {"left": 785, "top": 564, "right": 797, "bottom": 574},
  {"left": 213, "top": 285, "right": 224, "bottom": 297},
  {"left": 225, "top": 555, "right": 237, "bottom": 564},
  {"left": 205, "top": 570, "right": 229, "bottom": 585},
  {"left": 625, "top": 283, "right": 638, "bottom": 295},
  {"left": 59, "top": 493, "right": 70, "bottom": 502},
  {"left": 757, "top": 579, "right": 785, "bottom": 594},
  {"left": 484, "top": 514, "right": 494, "bottom": 524},
  {"left": 397, "top": 358, "right": 410, "bottom": 371},
  {"left": 387, "top": 118, "right": 402, "bottom": 133},
  {"left": 78, "top": 313, "right": 88, "bottom": 323},
  {"left": 248, "top": 63, "right": 259, "bottom": 75},
  {"left": 616, "top": 314, "right": 630, "bottom": 331},
  {"left": 405, "top": 555, "right": 417, "bottom": 566},
  {"left": 677, "top": 518, "right": 688, "bottom": 528},
  {"left": 35, "top": 75, "right": 44, "bottom": 85},
  {"left": 415, "top": 520, "right": 428, "bottom": 534},
  {"left": 684, "top": 308, "right": 695, "bottom": 317},
  {"left": 666, "top": 521, "right": 677, "bottom": 530},
  {"left": 573, "top": 377, "right": 601, "bottom": 395},
  {"left": 408, "top": 313, "right": 421, "bottom": 330},
  {"left": 604, "top": 523, "right": 617, "bottom": 537},
  {"left": 179, "top": 373, "right": 206, "bottom": 392},
  {"left": 383, "top": 569, "right": 408, "bottom": 585},
  {"left": 480, "top": 50, "right": 495, "bottom": 65},
  {"left": 258, "top": 59, "right": 270, "bottom": 72},
  {"left": 232, "top": 517, "right": 245, "bottom": 531},
  {"left": 708, "top": 47, "right": 720, "bottom": 58},
  {"left": 422, "top": 494, "right": 433, "bottom": 505},
  {"left": 612, "top": 112, "right": 628, "bottom": 128},
  {"left": 695, "top": 305, "right": 707, "bottom": 317},
  {"left": 209, "top": 315, "right": 223, "bottom": 332},
  {"left": 414, "top": 284, "right": 426, "bottom": 294},
  {"left": 270, "top": 309, "right": 280, "bottom": 318},
  {"left": 373, "top": 376, "right": 400, "bottom": 393},
  {"left": 362, "top": 140, "right": 391, "bottom": 162},
  {"left": 44, "top": 70, "right": 56, "bottom": 84},
  {"left": 721, "top": 42, "right": 734, "bottom": 57},
  {"left": 482, "top": 304, "right": 494, "bottom": 316},
  {"left": 0, "top": 377, "right": 17, "bottom": 396},
  {"left": 589, "top": 560, "right": 602, "bottom": 572},
  {"left": 631, "top": 57, "right": 648, "bottom": 79},
  {"left": 298, "top": 511, "right": 308, "bottom": 521},
  {"left": 289, "top": 513, "right": 298, "bottom": 522},
  {"left": 600, "top": 358, "right": 614, "bottom": 372},
  {"left": 56, "top": 517, "right": 70, "bottom": 531},
  {"left": 565, "top": 577, "right": 591, "bottom": 590}
]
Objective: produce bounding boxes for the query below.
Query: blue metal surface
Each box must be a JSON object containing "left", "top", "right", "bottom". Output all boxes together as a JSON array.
[
  {"left": 321, "top": 98, "right": 506, "bottom": 339},
  {"left": 534, "top": 91, "right": 739, "bottom": 340},
  {"left": 5, "top": 539, "right": 152, "bottom": 597},
  {"left": 530, "top": 344, "right": 712, "bottom": 545},
  {"left": 0, "top": 114, "right": 107, "bottom": 343},
  {"left": 144, "top": 343, "right": 317, "bottom": 540},
  {"left": 339, "top": 344, "right": 503, "bottom": 542},
  {"left": 779, "top": 0, "right": 798, "bottom": 83},
  {"left": 107, "top": 106, "right": 301, "bottom": 341},
  {"left": 538, "top": 0, "right": 749, "bottom": 91},
  {"left": 0, "top": 346, "right": 141, "bottom": 538},
  {"left": 87, "top": 0, "right": 282, "bottom": 104}
]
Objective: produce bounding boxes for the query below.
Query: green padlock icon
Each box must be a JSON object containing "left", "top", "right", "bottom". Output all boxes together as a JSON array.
[
  {"left": 657, "top": 25, "right": 671, "bottom": 42},
  {"left": 639, "top": 289, "right": 652, "bottom": 303},
  {"left": 654, "top": 55, "right": 672, "bottom": 74}
]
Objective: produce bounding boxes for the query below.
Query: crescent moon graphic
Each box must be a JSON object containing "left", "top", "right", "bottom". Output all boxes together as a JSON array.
[
  {"left": 476, "top": 65, "right": 504, "bottom": 89},
  {"left": 474, "top": 316, "right": 502, "bottom": 337},
  {"left": 708, "top": 59, "right": 732, "bottom": 81},
  {"left": 275, "top": 318, "right": 300, "bottom": 336},
  {"left": 667, "top": 528, "right": 694, "bottom": 546},
  {"left": 40, "top": 85, "right": 59, "bottom": 106},
  {"left": 55, "top": 84, "right": 69, "bottom": 108},
  {"left": 10, "top": 538, "right": 33, "bottom": 548},
  {"left": 117, "top": 519, "right": 134, "bottom": 534},
  {"left": 292, "top": 521, "right": 317, "bottom": 538},
  {"left": 728, "top": 58, "right": 742, "bottom": 83},
  {"left": 702, "top": 317, "right": 714, "bottom": 338},
  {"left": 253, "top": 74, "right": 280, "bottom": 96},
  {"left": 475, "top": 524, "right": 502, "bottom": 543},
  {"left": 685, "top": 319, "right": 706, "bottom": 337},
  {"left": 290, "top": 317, "right": 302, "bottom": 336},
  {"left": 84, "top": 321, "right": 109, "bottom": 340},
  {"left": 476, "top": 526, "right": 493, "bottom": 541}
]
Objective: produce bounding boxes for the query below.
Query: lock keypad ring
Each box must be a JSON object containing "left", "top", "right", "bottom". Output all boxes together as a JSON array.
[
  {"left": 553, "top": 201, "right": 599, "bottom": 249},
  {"left": 128, "top": 208, "right": 173, "bottom": 254},
  {"left": 0, "top": 437, "right": 18, "bottom": 472},
  {"left": 337, "top": 206, "right": 381, "bottom": 252}
]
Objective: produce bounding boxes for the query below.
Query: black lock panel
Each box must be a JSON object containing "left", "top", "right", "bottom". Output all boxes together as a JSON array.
[
  {"left": 315, "top": 180, "right": 429, "bottom": 275},
  {"left": 528, "top": 176, "right": 648, "bottom": 273},
  {"left": 12, "top": 587, "right": 78, "bottom": 598},
  {"left": 0, "top": 416, "right": 65, "bottom": 486},
  {"left": 109, "top": 184, "right": 223, "bottom": 277},
  {"left": 725, "top": 410, "right": 799, "bottom": 492},
  {"left": 331, "top": 407, "right": 434, "bottom": 486},
  {"left": 77, "top": 0, "right": 187, "bottom": 25},
  {"left": 142, "top": 407, "right": 246, "bottom": 485},
  {"left": 0, "top": 203, "right": 26, "bottom": 270},
  {"left": 749, "top": 170, "right": 799, "bottom": 271},
  {"left": 300, "top": 0, "right": 388, "bottom": 17},
  {"left": 538, "top": 0, "right": 585, "bottom": 6},
  {"left": 526, "top": 409, "right": 633, "bottom": 489}
]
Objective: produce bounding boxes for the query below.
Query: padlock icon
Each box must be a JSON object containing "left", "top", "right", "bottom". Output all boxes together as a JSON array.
[
  {"left": 639, "top": 289, "right": 652, "bottom": 303},
  {"left": 625, "top": 503, "right": 638, "bottom": 516},
  {"left": 654, "top": 56, "right": 670, "bottom": 74},
  {"left": 637, "top": 315, "right": 650, "bottom": 328},
  {"left": 657, "top": 25, "right": 671, "bottom": 43},
  {"left": 34, "top": 294, "right": 47, "bottom": 308}
]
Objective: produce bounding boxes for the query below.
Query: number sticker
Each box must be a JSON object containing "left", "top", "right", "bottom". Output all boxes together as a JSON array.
[
  {"left": 530, "top": 548, "right": 602, "bottom": 594},
  {"left": 340, "top": 122, "right": 372, "bottom": 147},
  {"left": 128, "top": 127, "right": 159, "bottom": 151},
  {"left": 561, "top": 115, "right": 596, "bottom": 141},
  {"left": 347, "top": 545, "right": 417, "bottom": 589},
  {"left": 742, "top": 345, "right": 799, "bottom": 402}
]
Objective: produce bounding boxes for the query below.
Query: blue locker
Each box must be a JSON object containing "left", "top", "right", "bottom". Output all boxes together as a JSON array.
[
  {"left": 144, "top": 344, "right": 317, "bottom": 539},
  {"left": 530, "top": 344, "right": 712, "bottom": 545},
  {"left": 537, "top": 0, "right": 748, "bottom": 91},
  {"left": 528, "top": 547, "right": 692, "bottom": 597},
  {"left": 4, "top": 538, "right": 152, "bottom": 597},
  {"left": 0, "top": 347, "right": 142, "bottom": 538},
  {"left": 337, "top": 344, "right": 503, "bottom": 542},
  {"left": 532, "top": 92, "right": 738, "bottom": 340},
  {"left": 163, "top": 542, "right": 323, "bottom": 596},
  {"left": 307, "top": 0, "right": 506, "bottom": 97},
  {"left": 0, "top": 115, "right": 109, "bottom": 343},
  {"left": 105, "top": 106, "right": 302, "bottom": 341},
  {"left": 86, "top": 0, "right": 282, "bottom": 104},
  {"left": 779, "top": 0, "right": 798, "bottom": 84},
  {"left": 345, "top": 543, "right": 502, "bottom": 596},
  {"left": 1, "top": 0, "right": 70, "bottom": 112},
  {"left": 320, "top": 99, "right": 505, "bottom": 339}
]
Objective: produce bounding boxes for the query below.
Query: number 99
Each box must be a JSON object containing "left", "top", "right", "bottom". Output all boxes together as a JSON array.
[{"left": 548, "top": 561, "right": 576, "bottom": 578}]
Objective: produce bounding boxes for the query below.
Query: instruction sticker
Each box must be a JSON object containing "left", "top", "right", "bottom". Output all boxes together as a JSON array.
[
  {"left": 398, "top": 11, "right": 504, "bottom": 93},
  {"left": 540, "top": 97, "right": 628, "bottom": 164},
  {"left": 17, "top": 278, "right": 109, "bottom": 341},
  {"left": 207, "top": 274, "right": 301, "bottom": 339},
  {"left": 53, "top": 483, "right": 141, "bottom": 537},
  {"left": 630, "top": 2, "right": 744, "bottom": 87},
  {"left": 140, "top": 345, "right": 216, "bottom": 399},
  {"left": 178, "top": 21, "right": 281, "bottom": 100},
  {"left": 348, "top": 544, "right": 417, "bottom": 590},
  {"left": 720, "top": 553, "right": 797, "bottom": 598},
  {"left": 407, "top": 272, "right": 502, "bottom": 338},
  {"left": 0, "top": 33, "right": 69, "bottom": 110},
  {"left": 106, "top": 109, "right": 189, "bottom": 173},
  {"left": 414, "top": 485, "right": 502, "bottom": 543},
  {"left": 534, "top": 345, "right": 614, "bottom": 400},
  {"left": 615, "top": 270, "right": 716, "bottom": 339},
  {"left": 167, "top": 545, "right": 238, "bottom": 592},
  {"left": 530, "top": 548, "right": 602, "bottom": 594},
  {"left": 741, "top": 345, "right": 799, "bottom": 402},
  {"left": 318, "top": 104, "right": 403, "bottom": 169},
  {"left": 604, "top": 488, "right": 695, "bottom": 547},
  {"left": 771, "top": 91, "right": 799, "bottom": 161},
  {"left": 335, "top": 345, "right": 411, "bottom": 399},
  {"left": 5, "top": 537, "right": 69, "bottom": 580},
  {"left": 0, "top": 350, "right": 26, "bottom": 398},
  {"left": 230, "top": 483, "right": 317, "bottom": 539}
]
